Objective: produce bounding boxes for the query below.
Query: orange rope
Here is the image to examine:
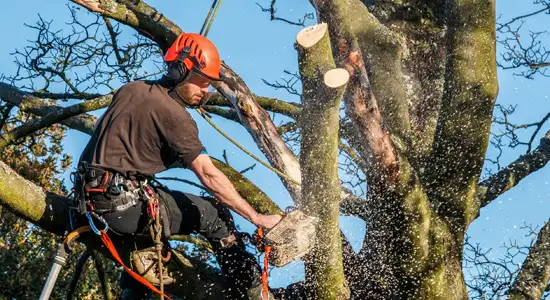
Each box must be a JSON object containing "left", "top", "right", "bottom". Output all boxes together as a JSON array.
[{"left": 99, "top": 230, "right": 172, "bottom": 300}]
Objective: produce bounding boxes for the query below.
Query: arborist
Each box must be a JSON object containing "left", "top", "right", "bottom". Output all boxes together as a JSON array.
[{"left": 73, "top": 32, "right": 281, "bottom": 299}]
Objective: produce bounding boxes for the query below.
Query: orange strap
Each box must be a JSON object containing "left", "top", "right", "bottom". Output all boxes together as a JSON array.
[
  {"left": 99, "top": 230, "right": 172, "bottom": 300},
  {"left": 262, "top": 245, "right": 272, "bottom": 299},
  {"left": 257, "top": 227, "right": 271, "bottom": 299}
]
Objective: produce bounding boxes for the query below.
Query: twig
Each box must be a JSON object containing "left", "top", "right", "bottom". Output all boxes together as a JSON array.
[
  {"left": 255, "top": 0, "right": 314, "bottom": 27},
  {"left": 240, "top": 164, "right": 256, "bottom": 174}
]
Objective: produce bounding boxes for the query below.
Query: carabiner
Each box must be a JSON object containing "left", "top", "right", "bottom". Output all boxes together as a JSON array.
[{"left": 86, "top": 211, "right": 109, "bottom": 235}]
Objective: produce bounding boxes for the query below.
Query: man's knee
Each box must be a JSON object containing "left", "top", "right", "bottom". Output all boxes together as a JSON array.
[{"left": 183, "top": 193, "right": 234, "bottom": 244}]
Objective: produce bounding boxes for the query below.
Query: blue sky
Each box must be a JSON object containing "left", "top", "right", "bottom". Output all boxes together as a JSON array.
[{"left": 0, "top": 0, "right": 548, "bottom": 289}]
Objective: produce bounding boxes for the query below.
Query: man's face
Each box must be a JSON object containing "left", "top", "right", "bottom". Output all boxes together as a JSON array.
[{"left": 175, "top": 71, "right": 211, "bottom": 106}]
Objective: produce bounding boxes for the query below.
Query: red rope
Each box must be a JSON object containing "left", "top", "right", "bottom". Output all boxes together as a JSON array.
[{"left": 99, "top": 230, "right": 172, "bottom": 300}]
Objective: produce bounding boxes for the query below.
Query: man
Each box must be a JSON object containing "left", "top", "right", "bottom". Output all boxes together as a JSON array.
[{"left": 76, "top": 33, "right": 282, "bottom": 299}]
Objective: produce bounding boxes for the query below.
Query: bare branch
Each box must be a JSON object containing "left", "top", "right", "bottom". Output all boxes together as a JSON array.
[
  {"left": 256, "top": 0, "right": 314, "bottom": 27},
  {"left": 497, "top": 22, "right": 550, "bottom": 78},
  {"left": 0, "top": 83, "right": 101, "bottom": 135},
  {"left": 508, "top": 220, "right": 550, "bottom": 300},
  {"left": 261, "top": 70, "right": 302, "bottom": 100},
  {"left": 497, "top": 4, "right": 550, "bottom": 30},
  {"left": 477, "top": 130, "right": 550, "bottom": 209},
  {"left": 0, "top": 94, "right": 112, "bottom": 150}
]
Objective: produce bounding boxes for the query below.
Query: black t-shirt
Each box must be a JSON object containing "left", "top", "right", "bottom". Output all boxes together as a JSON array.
[{"left": 79, "top": 80, "right": 205, "bottom": 178}]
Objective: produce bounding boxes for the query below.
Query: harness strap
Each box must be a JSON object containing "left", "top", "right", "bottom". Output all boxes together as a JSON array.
[{"left": 98, "top": 229, "right": 172, "bottom": 300}]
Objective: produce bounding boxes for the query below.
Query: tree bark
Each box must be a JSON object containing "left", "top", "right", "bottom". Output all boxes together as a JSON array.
[
  {"left": 428, "top": 0, "right": 498, "bottom": 229},
  {"left": 310, "top": 0, "right": 399, "bottom": 187},
  {"left": 508, "top": 220, "right": 550, "bottom": 300},
  {"left": 297, "top": 23, "right": 350, "bottom": 300}
]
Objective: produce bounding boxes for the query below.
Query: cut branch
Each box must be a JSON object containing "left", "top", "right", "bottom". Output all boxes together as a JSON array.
[
  {"left": 297, "top": 23, "right": 350, "bottom": 300},
  {"left": 477, "top": 130, "right": 550, "bottom": 209},
  {"left": 508, "top": 220, "right": 550, "bottom": 300},
  {"left": 312, "top": 0, "right": 399, "bottom": 187}
]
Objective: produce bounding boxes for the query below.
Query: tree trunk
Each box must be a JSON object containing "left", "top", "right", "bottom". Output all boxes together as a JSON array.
[{"left": 297, "top": 23, "right": 350, "bottom": 300}]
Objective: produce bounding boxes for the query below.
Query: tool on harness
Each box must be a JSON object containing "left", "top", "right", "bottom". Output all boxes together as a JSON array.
[{"left": 39, "top": 226, "right": 92, "bottom": 300}]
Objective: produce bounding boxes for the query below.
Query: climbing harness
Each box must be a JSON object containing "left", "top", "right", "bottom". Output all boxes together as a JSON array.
[{"left": 65, "top": 163, "right": 173, "bottom": 300}]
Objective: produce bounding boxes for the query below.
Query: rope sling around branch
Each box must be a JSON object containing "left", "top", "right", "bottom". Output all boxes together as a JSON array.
[{"left": 197, "top": 0, "right": 301, "bottom": 187}]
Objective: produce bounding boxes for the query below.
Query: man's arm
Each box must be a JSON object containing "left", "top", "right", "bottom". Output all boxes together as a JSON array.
[{"left": 189, "top": 154, "right": 282, "bottom": 229}]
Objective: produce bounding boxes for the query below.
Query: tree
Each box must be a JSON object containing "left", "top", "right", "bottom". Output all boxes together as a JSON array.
[{"left": 0, "top": 0, "right": 549, "bottom": 299}]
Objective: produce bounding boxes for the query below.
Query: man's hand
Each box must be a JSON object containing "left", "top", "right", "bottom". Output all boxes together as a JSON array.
[{"left": 253, "top": 214, "right": 283, "bottom": 230}]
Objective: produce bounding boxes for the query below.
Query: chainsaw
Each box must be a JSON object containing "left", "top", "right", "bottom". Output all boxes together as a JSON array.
[{"left": 254, "top": 209, "right": 317, "bottom": 267}]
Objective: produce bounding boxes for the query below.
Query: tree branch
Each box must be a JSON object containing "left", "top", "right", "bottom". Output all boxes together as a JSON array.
[
  {"left": 256, "top": 0, "right": 314, "bottom": 27},
  {"left": 0, "top": 94, "right": 112, "bottom": 150},
  {"left": 508, "top": 220, "right": 550, "bottom": 300},
  {"left": 0, "top": 83, "right": 104, "bottom": 135},
  {"left": 477, "top": 130, "right": 550, "bottom": 209},
  {"left": 497, "top": 4, "right": 550, "bottom": 30},
  {"left": 428, "top": 0, "right": 498, "bottom": 227},
  {"left": 346, "top": 0, "right": 412, "bottom": 148},
  {"left": 311, "top": 0, "right": 399, "bottom": 187},
  {"left": 69, "top": 0, "right": 182, "bottom": 51},
  {"left": 91, "top": 249, "right": 114, "bottom": 300},
  {"left": 67, "top": 248, "right": 91, "bottom": 299}
]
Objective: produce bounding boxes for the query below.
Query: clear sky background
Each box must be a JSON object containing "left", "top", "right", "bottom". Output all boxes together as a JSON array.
[{"left": 1, "top": 0, "right": 548, "bottom": 289}]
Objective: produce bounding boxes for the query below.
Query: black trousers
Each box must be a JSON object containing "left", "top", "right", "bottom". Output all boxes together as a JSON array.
[{"left": 93, "top": 186, "right": 261, "bottom": 299}]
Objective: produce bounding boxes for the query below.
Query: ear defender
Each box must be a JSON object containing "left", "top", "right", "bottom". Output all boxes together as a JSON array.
[
  {"left": 165, "top": 46, "right": 192, "bottom": 83},
  {"left": 165, "top": 62, "right": 187, "bottom": 83}
]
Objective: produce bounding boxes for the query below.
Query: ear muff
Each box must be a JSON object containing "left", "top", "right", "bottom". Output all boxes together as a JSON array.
[
  {"left": 165, "top": 62, "right": 187, "bottom": 83},
  {"left": 165, "top": 46, "right": 193, "bottom": 83}
]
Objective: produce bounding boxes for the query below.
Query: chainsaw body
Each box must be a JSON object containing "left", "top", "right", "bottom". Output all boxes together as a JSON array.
[{"left": 263, "top": 210, "right": 317, "bottom": 267}]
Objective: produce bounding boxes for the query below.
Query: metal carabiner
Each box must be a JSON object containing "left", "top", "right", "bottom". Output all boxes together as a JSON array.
[{"left": 86, "top": 211, "right": 109, "bottom": 235}]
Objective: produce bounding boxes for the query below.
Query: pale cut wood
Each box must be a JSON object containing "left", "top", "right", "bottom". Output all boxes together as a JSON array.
[
  {"left": 297, "top": 23, "right": 328, "bottom": 48},
  {"left": 324, "top": 68, "right": 350, "bottom": 88}
]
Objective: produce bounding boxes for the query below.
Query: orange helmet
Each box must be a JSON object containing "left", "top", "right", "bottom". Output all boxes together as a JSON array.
[{"left": 164, "top": 33, "right": 221, "bottom": 81}]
